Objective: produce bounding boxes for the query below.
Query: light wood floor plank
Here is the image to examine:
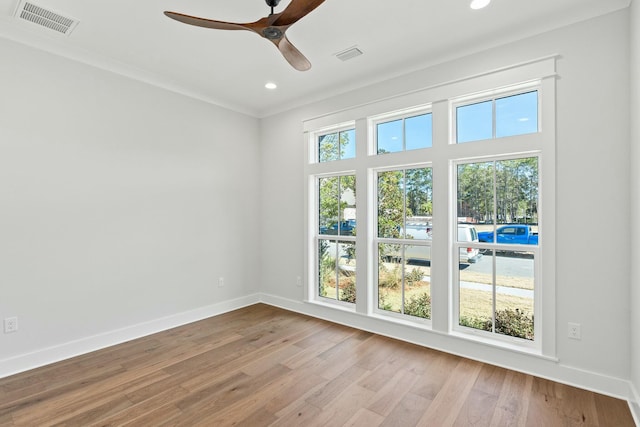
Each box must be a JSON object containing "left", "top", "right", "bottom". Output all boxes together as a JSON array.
[
  {"left": 343, "top": 407, "right": 385, "bottom": 427},
  {"left": 366, "top": 368, "right": 420, "bottom": 417},
  {"left": 0, "top": 304, "right": 634, "bottom": 427},
  {"left": 415, "top": 358, "right": 484, "bottom": 426},
  {"left": 489, "top": 370, "right": 532, "bottom": 426}
]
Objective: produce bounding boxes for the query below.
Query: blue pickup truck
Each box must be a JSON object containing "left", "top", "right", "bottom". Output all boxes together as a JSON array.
[{"left": 477, "top": 224, "right": 538, "bottom": 245}]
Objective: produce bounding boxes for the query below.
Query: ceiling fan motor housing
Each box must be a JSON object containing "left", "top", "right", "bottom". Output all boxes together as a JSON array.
[{"left": 263, "top": 26, "right": 283, "bottom": 39}]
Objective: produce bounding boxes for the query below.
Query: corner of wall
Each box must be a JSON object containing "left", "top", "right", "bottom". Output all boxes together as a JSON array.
[{"left": 630, "top": 0, "right": 640, "bottom": 413}]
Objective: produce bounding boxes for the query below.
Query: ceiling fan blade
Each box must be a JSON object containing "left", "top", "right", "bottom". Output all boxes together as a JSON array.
[
  {"left": 164, "top": 11, "right": 250, "bottom": 31},
  {"left": 276, "top": 35, "right": 311, "bottom": 71},
  {"left": 272, "top": 0, "right": 326, "bottom": 27}
]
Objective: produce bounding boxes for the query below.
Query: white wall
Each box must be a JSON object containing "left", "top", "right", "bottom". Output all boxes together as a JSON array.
[
  {"left": 630, "top": 0, "right": 640, "bottom": 416},
  {"left": 0, "top": 38, "right": 261, "bottom": 373},
  {"left": 260, "top": 10, "right": 632, "bottom": 396}
]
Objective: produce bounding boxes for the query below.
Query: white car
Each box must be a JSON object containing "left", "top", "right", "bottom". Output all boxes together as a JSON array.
[
  {"left": 457, "top": 224, "right": 481, "bottom": 263},
  {"left": 398, "top": 224, "right": 481, "bottom": 264}
]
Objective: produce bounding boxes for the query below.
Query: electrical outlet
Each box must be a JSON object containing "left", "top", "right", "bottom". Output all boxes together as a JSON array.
[
  {"left": 568, "top": 322, "right": 581, "bottom": 340},
  {"left": 4, "top": 317, "right": 18, "bottom": 334},
  {"left": 218, "top": 277, "right": 225, "bottom": 287},
  {"left": 296, "top": 276, "right": 302, "bottom": 287}
]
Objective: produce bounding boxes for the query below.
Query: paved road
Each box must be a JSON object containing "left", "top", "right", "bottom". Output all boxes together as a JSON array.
[{"left": 462, "top": 252, "right": 534, "bottom": 278}]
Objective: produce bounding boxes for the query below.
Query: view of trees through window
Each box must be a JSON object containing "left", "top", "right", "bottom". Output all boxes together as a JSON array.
[
  {"left": 377, "top": 167, "right": 432, "bottom": 319},
  {"left": 318, "top": 175, "right": 356, "bottom": 303},
  {"left": 457, "top": 158, "right": 539, "bottom": 226},
  {"left": 318, "top": 128, "right": 355, "bottom": 162},
  {"left": 456, "top": 157, "right": 538, "bottom": 340}
]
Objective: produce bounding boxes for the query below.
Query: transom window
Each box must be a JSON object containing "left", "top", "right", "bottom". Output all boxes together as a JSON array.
[
  {"left": 374, "top": 110, "right": 432, "bottom": 154},
  {"left": 456, "top": 90, "right": 538, "bottom": 143},
  {"left": 318, "top": 127, "right": 356, "bottom": 162}
]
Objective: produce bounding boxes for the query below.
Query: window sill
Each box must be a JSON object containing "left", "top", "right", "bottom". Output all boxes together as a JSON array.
[
  {"left": 369, "top": 311, "right": 433, "bottom": 331},
  {"left": 307, "top": 298, "right": 357, "bottom": 314},
  {"left": 448, "top": 329, "right": 557, "bottom": 362}
]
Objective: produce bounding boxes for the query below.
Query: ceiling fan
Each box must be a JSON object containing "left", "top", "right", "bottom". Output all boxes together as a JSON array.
[{"left": 164, "top": 0, "right": 326, "bottom": 71}]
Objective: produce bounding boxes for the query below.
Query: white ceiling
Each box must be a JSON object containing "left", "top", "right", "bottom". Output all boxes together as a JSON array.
[{"left": 0, "top": 0, "right": 631, "bottom": 117}]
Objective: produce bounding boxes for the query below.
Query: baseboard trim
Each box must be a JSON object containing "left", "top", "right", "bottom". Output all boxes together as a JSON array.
[
  {"left": 630, "top": 382, "right": 640, "bottom": 426},
  {"left": 0, "top": 294, "right": 261, "bottom": 379},
  {"left": 259, "top": 293, "right": 635, "bottom": 406}
]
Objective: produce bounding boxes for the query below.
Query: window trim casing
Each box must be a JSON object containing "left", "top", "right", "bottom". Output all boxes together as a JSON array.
[
  {"left": 303, "top": 56, "right": 557, "bottom": 358},
  {"left": 451, "top": 153, "right": 542, "bottom": 351}
]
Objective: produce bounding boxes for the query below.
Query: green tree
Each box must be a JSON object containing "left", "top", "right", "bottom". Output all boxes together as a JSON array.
[
  {"left": 318, "top": 175, "right": 356, "bottom": 233},
  {"left": 457, "top": 158, "right": 538, "bottom": 224},
  {"left": 319, "top": 130, "right": 352, "bottom": 162},
  {"left": 319, "top": 176, "right": 340, "bottom": 232},
  {"left": 377, "top": 170, "right": 404, "bottom": 239},
  {"left": 406, "top": 168, "right": 433, "bottom": 218}
]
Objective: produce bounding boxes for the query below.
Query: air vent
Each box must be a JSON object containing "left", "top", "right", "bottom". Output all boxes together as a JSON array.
[
  {"left": 14, "top": 1, "right": 78, "bottom": 35},
  {"left": 335, "top": 46, "right": 363, "bottom": 62}
]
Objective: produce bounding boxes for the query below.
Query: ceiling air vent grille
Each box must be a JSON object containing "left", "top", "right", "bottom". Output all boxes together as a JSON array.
[
  {"left": 335, "top": 47, "right": 363, "bottom": 62},
  {"left": 14, "top": 1, "right": 78, "bottom": 35}
]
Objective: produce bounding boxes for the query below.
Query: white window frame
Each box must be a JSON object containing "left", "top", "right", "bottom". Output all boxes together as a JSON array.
[
  {"left": 373, "top": 164, "right": 433, "bottom": 324},
  {"left": 370, "top": 106, "right": 433, "bottom": 155},
  {"left": 451, "top": 154, "right": 541, "bottom": 351},
  {"left": 450, "top": 81, "right": 541, "bottom": 145},
  {"left": 310, "top": 122, "right": 357, "bottom": 164},
  {"left": 303, "top": 56, "right": 556, "bottom": 357},
  {"left": 307, "top": 121, "right": 359, "bottom": 310},
  {"left": 314, "top": 171, "right": 358, "bottom": 307}
]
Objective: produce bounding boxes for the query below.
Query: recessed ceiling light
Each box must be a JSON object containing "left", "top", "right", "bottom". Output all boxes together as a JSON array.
[
  {"left": 265, "top": 82, "right": 277, "bottom": 90},
  {"left": 470, "top": 0, "right": 490, "bottom": 9}
]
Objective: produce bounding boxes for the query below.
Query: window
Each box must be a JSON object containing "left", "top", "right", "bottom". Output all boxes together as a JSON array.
[
  {"left": 376, "top": 167, "right": 433, "bottom": 320},
  {"left": 317, "top": 174, "right": 356, "bottom": 304},
  {"left": 375, "top": 111, "right": 432, "bottom": 154},
  {"left": 456, "top": 91, "right": 538, "bottom": 143},
  {"left": 304, "top": 58, "right": 554, "bottom": 355},
  {"left": 318, "top": 128, "right": 356, "bottom": 162},
  {"left": 455, "top": 157, "right": 539, "bottom": 342}
]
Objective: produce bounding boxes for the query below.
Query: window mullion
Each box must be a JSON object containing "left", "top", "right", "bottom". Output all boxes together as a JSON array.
[
  {"left": 491, "top": 162, "right": 497, "bottom": 332},
  {"left": 334, "top": 240, "right": 340, "bottom": 301},
  {"left": 492, "top": 249, "right": 496, "bottom": 333}
]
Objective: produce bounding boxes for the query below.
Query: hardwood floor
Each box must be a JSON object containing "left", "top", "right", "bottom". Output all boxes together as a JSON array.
[{"left": 0, "top": 304, "right": 635, "bottom": 426}]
